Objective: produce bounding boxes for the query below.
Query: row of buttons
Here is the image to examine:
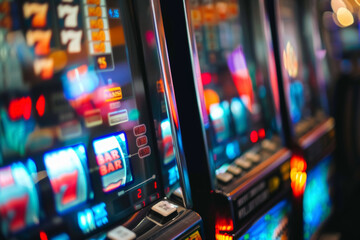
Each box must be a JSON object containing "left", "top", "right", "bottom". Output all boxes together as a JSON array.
[
  {"left": 216, "top": 139, "right": 278, "bottom": 184},
  {"left": 107, "top": 200, "right": 178, "bottom": 240}
]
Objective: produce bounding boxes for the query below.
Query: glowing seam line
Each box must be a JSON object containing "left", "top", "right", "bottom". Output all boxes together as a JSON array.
[
  {"left": 107, "top": 87, "right": 121, "bottom": 91},
  {"left": 105, "top": 97, "right": 122, "bottom": 102},
  {"left": 118, "top": 136, "right": 126, "bottom": 192},
  {"left": 118, "top": 175, "right": 156, "bottom": 196},
  {"left": 127, "top": 153, "right": 139, "bottom": 158}
]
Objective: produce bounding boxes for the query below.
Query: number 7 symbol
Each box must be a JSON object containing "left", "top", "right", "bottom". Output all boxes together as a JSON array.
[
  {"left": 57, "top": 4, "right": 79, "bottom": 28},
  {"left": 23, "top": 3, "right": 48, "bottom": 28},
  {"left": 61, "top": 30, "right": 83, "bottom": 53},
  {"left": 50, "top": 170, "right": 79, "bottom": 206},
  {"left": 0, "top": 194, "right": 29, "bottom": 232}
]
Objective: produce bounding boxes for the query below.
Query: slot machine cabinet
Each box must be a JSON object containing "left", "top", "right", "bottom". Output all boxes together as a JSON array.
[
  {"left": 266, "top": 0, "right": 335, "bottom": 239},
  {"left": 0, "top": 0, "right": 204, "bottom": 239},
  {"left": 159, "top": 0, "right": 292, "bottom": 238}
]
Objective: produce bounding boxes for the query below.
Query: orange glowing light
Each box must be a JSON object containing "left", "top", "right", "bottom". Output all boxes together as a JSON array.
[
  {"left": 191, "top": 9, "right": 202, "bottom": 28},
  {"left": 93, "top": 42, "right": 106, "bottom": 53},
  {"left": 202, "top": 4, "right": 217, "bottom": 24},
  {"left": 290, "top": 155, "right": 307, "bottom": 171},
  {"left": 291, "top": 172, "right": 307, "bottom": 197},
  {"left": 290, "top": 155, "right": 307, "bottom": 196},
  {"left": 215, "top": 217, "right": 233, "bottom": 232},
  {"left": 91, "top": 30, "right": 106, "bottom": 41},
  {"left": 283, "top": 42, "right": 298, "bottom": 78},
  {"left": 87, "top": 0, "right": 100, "bottom": 4},
  {"left": 104, "top": 87, "right": 122, "bottom": 102},
  {"left": 336, "top": 7, "right": 354, "bottom": 27},
  {"left": 216, "top": 2, "right": 228, "bottom": 20},
  {"left": 97, "top": 57, "right": 107, "bottom": 70},
  {"left": 215, "top": 234, "right": 233, "bottom": 240},
  {"left": 204, "top": 89, "right": 220, "bottom": 113},
  {"left": 228, "top": 2, "right": 238, "bottom": 17},
  {"left": 331, "top": 0, "right": 346, "bottom": 13},
  {"left": 165, "top": 78, "right": 179, "bottom": 129},
  {"left": 90, "top": 18, "right": 104, "bottom": 29},
  {"left": 156, "top": 80, "right": 165, "bottom": 93},
  {"left": 50, "top": 50, "right": 68, "bottom": 71},
  {"left": 88, "top": 6, "right": 102, "bottom": 17}
]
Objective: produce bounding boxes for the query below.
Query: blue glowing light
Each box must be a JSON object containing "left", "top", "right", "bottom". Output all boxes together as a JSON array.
[
  {"left": 238, "top": 200, "right": 291, "bottom": 240},
  {"left": 168, "top": 165, "right": 179, "bottom": 186},
  {"left": 0, "top": 108, "right": 35, "bottom": 156},
  {"left": 230, "top": 98, "right": 247, "bottom": 135},
  {"left": 289, "top": 81, "right": 304, "bottom": 124},
  {"left": 78, "top": 202, "right": 108, "bottom": 234},
  {"left": 51, "top": 233, "right": 70, "bottom": 240},
  {"left": 210, "top": 102, "right": 231, "bottom": 143},
  {"left": 226, "top": 141, "right": 240, "bottom": 160},
  {"left": 259, "top": 86, "right": 267, "bottom": 99},
  {"left": 44, "top": 145, "right": 90, "bottom": 214},
  {"left": 61, "top": 65, "right": 99, "bottom": 100},
  {"left": 108, "top": 9, "right": 120, "bottom": 19},
  {"left": 303, "top": 157, "right": 332, "bottom": 240}
]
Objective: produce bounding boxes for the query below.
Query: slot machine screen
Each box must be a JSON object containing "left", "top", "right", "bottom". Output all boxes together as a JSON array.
[
  {"left": 277, "top": 0, "right": 326, "bottom": 135},
  {"left": 238, "top": 199, "right": 291, "bottom": 240},
  {"left": 0, "top": 0, "right": 163, "bottom": 239},
  {"left": 188, "top": 0, "right": 279, "bottom": 169},
  {"left": 303, "top": 156, "right": 332, "bottom": 240}
]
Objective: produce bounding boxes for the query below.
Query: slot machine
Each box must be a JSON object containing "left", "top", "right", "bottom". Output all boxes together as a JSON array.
[
  {"left": 266, "top": 0, "right": 335, "bottom": 239},
  {"left": 0, "top": 0, "right": 204, "bottom": 239},
  {"left": 159, "top": 0, "right": 292, "bottom": 238}
]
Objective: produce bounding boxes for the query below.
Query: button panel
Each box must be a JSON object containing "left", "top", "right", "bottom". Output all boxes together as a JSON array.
[
  {"left": 227, "top": 165, "right": 242, "bottom": 176},
  {"left": 245, "top": 152, "right": 261, "bottom": 164},
  {"left": 216, "top": 172, "right": 234, "bottom": 183},
  {"left": 235, "top": 158, "right": 252, "bottom": 170},
  {"left": 107, "top": 226, "right": 136, "bottom": 240},
  {"left": 151, "top": 200, "right": 177, "bottom": 217},
  {"left": 261, "top": 139, "right": 277, "bottom": 152}
]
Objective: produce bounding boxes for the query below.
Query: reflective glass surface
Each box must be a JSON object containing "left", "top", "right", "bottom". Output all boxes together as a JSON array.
[
  {"left": 188, "top": 0, "right": 280, "bottom": 170},
  {"left": 0, "top": 1, "right": 166, "bottom": 238}
]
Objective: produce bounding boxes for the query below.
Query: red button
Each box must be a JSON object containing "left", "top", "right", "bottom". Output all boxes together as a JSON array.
[
  {"left": 136, "top": 136, "right": 148, "bottom": 147},
  {"left": 133, "top": 124, "right": 146, "bottom": 136},
  {"left": 138, "top": 146, "right": 151, "bottom": 158}
]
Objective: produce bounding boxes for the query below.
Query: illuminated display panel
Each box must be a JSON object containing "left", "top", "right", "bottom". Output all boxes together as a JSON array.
[
  {"left": 188, "top": 0, "right": 279, "bottom": 169},
  {"left": 238, "top": 200, "right": 291, "bottom": 240},
  {"left": 303, "top": 157, "right": 332, "bottom": 240},
  {"left": 0, "top": 160, "right": 40, "bottom": 236},
  {"left": 0, "top": 0, "right": 162, "bottom": 238},
  {"left": 44, "top": 145, "right": 91, "bottom": 214},
  {"left": 277, "top": 0, "right": 326, "bottom": 135},
  {"left": 93, "top": 133, "right": 133, "bottom": 193}
]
